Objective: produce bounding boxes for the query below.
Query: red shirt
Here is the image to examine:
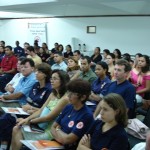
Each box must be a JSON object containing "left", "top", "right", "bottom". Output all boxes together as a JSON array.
[{"left": 1, "top": 55, "right": 17, "bottom": 73}]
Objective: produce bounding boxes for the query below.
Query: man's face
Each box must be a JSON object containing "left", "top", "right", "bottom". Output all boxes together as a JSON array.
[
  {"left": 114, "top": 64, "right": 128, "bottom": 82},
  {"left": 21, "top": 62, "right": 34, "bottom": 77},
  {"left": 53, "top": 54, "right": 62, "bottom": 63},
  {"left": 0, "top": 47, "right": 4, "bottom": 53},
  {"left": 73, "top": 52, "right": 80, "bottom": 61},
  {"left": 81, "top": 59, "right": 90, "bottom": 73},
  {"left": 5, "top": 48, "right": 12, "bottom": 56}
]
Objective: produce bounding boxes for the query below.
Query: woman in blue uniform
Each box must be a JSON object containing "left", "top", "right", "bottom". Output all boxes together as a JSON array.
[
  {"left": 51, "top": 79, "right": 94, "bottom": 150},
  {"left": 77, "top": 93, "right": 129, "bottom": 150}
]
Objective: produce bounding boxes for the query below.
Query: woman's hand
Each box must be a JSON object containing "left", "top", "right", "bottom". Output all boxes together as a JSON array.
[
  {"left": 16, "top": 118, "right": 30, "bottom": 126},
  {"left": 22, "top": 104, "right": 31, "bottom": 112}
]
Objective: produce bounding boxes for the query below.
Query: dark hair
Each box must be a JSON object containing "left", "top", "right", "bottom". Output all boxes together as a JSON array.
[
  {"left": 140, "top": 55, "right": 150, "bottom": 73},
  {"left": 5, "top": 45, "right": 12, "bottom": 51},
  {"left": 103, "top": 49, "right": 110, "bottom": 55},
  {"left": 21, "top": 58, "right": 35, "bottom": 67},
  {"left": 115, "top": 59, "right": 131, "bottom": 72},
  {"left": 107, "top": 53, "right": 115, "bottom": 59},
  {"left": 74, "top": 50, "right": 81, "bottom": 55},
  {"left": 66, "top": 45, "right": 72, "bottom": 50},
  {"left": 136, "top": 53, "right": 142, "bottom": 57},
  {"left": 58, "top": 44, "right": 64, "bottom": 52},
  {"left": 27, "top": 46, "right": 35, "bottom": 52},
  {"left": 114, "top": 49, "right": 121, "bottom": 59},
  {"left": 96, "top": 61, "right": 111, "bottom": 79},
  {"left": 0, "top": 41, "right": 5, "bottom": 45},
  {"left": 123, "top": 53, "right": 131, "bottom": 62},
  {"left": 52, "top": 70, "right": 70, "bottom": 97},
  {"left": 102, "top": 93, "right": 128, "bottom": 127},
  {"left": 18, "top": 56, "right": 26, "bottom": 62},
  {"left": 42, "top": 43, "right": 48, "bottom": 49},
  {"left": 95, "top": 47, "right": 101, "bottom": 52},
  {"left": 82, "top": 56, "right": 91, "bottom": 64},
  {"left": 36, "top": 63, "right": 51, "bottom": 82},
  {"left": 54, "top": 51, "right": 63, "bottom": 56},
  {"left": 67, "top": 79, "right": 91, "bottom": 103}
]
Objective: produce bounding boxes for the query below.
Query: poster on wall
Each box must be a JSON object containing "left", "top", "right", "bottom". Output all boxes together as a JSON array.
[{"left": 28, "top": 23, "right": 47, "bottom": 46}]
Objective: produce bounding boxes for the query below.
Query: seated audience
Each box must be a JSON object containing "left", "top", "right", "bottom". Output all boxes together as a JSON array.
[
  {"left": 4, "top": 57, "right": 25, "bottom": 94},
  {"left": 26, "top": 46, "right": 42, "bottom": 66},
  {"left": 73, "top": 56, "right": 97, "bottom": 84},
  {"left": 130, "top": 55, "right": 150, "bottom": 101},
  {"left": 0, "top": 63, "right": 52, "bottom": 149},
  {"left": 73, "top": 50, "right": 82, "bottom": 66},
  {"left": 51, "top": 42, "right": 59, "bottom": 53},
  {"left": 102, "top": 49, "right": 110, "bottom": 62},
  {"left": 67, "top": 56, "right": 80, "bottom": 80},
  {"left": 113, "top": 48, "right": 122, "bottom": 63},
  {"left": 51, "top": 51, "right": 67, "bottom": 71},
  {"left": 91, "top": 47, "right": 102, "bottom": 71},
  {"left": 89, "top": 61, "right": 111, "bottom": 111},
  {"left": 50, "top": 79, "right": 94, "bottom": 150},
  {"left": 106, "top": 53, "right": 115, "bottom": 80},
  {"left": 64, "top": 44, "right": 73, "bottom": 59},
  {"left": 94, "top": 59, "right": 136, "bottom": 119},
  {"left": 0, "top": 58, "right": 36, "bottom": 107},
  {"left": 38, "top": 47, "right": 49, "bottom": 62},
  {"left": 11, "top": 70, "right": 70, "bottom": 150},
  {"left": 58, "top": 44, "right": 64, "bottom": 52},
  {"left": 77, "top": 93, "right": 129, "bottom": 150},
  {"left": 0, "top": 46, "right": 18, "bottom": 92},
  {"left": 42, "top": 42, "right": 49, "bottom": 54},
  {"left": 13, "top": 41, "right": 25, "bottom": 58}
]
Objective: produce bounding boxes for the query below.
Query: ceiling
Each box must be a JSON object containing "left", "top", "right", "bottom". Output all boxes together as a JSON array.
[{"left": 0, "top": 0, "right": 150, "bottom": 19}]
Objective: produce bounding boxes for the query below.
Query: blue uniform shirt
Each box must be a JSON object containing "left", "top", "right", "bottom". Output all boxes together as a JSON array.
[
  {"left": 89, "top": 120, "right": 128, "bottom": 150},
  {"left": 14, "top": 72, "right": 37, "bottom": 105},
  {"left": 56, "top": 104, "right": 94, "bottom": 149},
  {"left": 91, "top": 76, "right": 111, "bottom": 94},
  {"left": 104, "top": 80, "right": 135, "bottom": 109},
  {"left": 27, "top": 82, "right": 52, "bottom": 108}
]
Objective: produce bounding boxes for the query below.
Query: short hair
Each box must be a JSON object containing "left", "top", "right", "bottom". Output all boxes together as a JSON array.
[
  {"left": 115, "top": 59, "right": 131, "bottom": 72},
  {"left": 135, "top": 53, "right": 142, "bottom": 57},
  {"left": 74, "top": 50, "right": 81, "bottom": 55},
  {"left": 67, "top": 79, "right": 91, "bottom": 103},
  {"left": 81, "top": 56, "right": 91, "bottom": 64},
  {"left": 102, "top": 93, "right": 128, "bottom": 127},
  {"left": 21, "top": 58, "right": 35, "bottom": 67},
  {"left": 5, "top": 45, "right": 12, "bottom": 51},
  {"left": 140, "top": 55, "right": 150, "bottom": 73},
  {"left": 103, "top": 49, "right": 110, "bottom": 55},
  {"left": 18, "top": 56, "right": 26, "bottom": 62},
  {"left": 52, "top": 69, "right": 70, "bottom": 97},
  {"left": 36, "top": 63, "right": 51, "bottom": 82},
  {"left": 27, "top": 46, "right": 35, "bottom": 52},
  {"left": 54, "top": 51, "right": 63, "bottom": 56},
  {"left": 0, "top": 41, "right": 5, "bottom": 45}
]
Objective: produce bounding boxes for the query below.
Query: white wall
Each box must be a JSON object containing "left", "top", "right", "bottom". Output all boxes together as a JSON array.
[{"left": 0, "top": 17, "right": 150, "bottom": 56}]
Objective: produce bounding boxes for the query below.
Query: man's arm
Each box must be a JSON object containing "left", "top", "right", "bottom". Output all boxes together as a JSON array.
[
  {"left": 3, "top": 92, "right": 23, "bottom": 100},
  {"left": 3, "top": 68, "right": 16, "bottom": 74}
]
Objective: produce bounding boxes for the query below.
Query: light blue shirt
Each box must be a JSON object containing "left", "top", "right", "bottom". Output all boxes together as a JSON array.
[
  {"left": 14, "top": 72, "right": 37, "bottom": 105},
  {"left": 51, "top": 61, "right": 67, "bottom": 71}
]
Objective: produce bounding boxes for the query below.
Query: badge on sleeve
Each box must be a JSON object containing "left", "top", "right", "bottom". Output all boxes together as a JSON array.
[
  {"left": 76, "top": 122, "right": 84, "bottom": 129},
  {"left": 68, "top": 121, "right": 74, "bottom": 128}
]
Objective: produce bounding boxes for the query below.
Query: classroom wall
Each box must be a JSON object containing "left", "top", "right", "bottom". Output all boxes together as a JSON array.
[{"left": 0, "top": 17, "right": 149, "bottom": 56}]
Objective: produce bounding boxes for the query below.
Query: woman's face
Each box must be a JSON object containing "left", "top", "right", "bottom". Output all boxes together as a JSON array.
[
  {"left": 67, "top": 91, "right": 82, "bottom": 105},
  {"left": 113, "top": 50, "right": 118, "bottom": 57},
  {"left": 106, "top": 55, "right": 114, "bottom": 65},
  {"left": 50, "top": 73, "right": 61, "bottom": 90},
  {"left": 95, "top": 64, "right": 105, "bottom": 77},
  {"left": 103, "top": 51, "right": 107, "bottom": 58},
  {"left": 68, "top": 59, "right": 77, "bottom": 68},
  {"left": 94, "top": 48, "right": 99, "bottom": 55},
  {"left": 138, "top": 57, "right": 146, "bottom": 68},
  {"left": 99, "top": 100, "right": 117, "bottom": 123},
  {"left": 35, "top": 70, "right": 46, "bottom": 81},
  {"left": 66, "top": 46, "right": 71, "bottom": 51},
  {"left": 39, "top": 48, "right": 44, "bottom": 53}
]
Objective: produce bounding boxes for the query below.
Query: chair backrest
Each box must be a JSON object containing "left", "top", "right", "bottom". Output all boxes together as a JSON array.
[{"left": 143, "top": 108, "right": 150, "bottom": 128}]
